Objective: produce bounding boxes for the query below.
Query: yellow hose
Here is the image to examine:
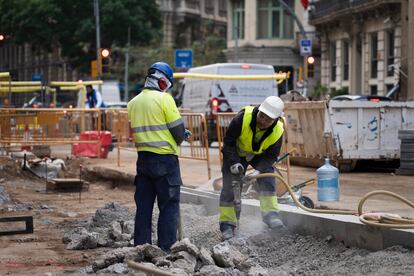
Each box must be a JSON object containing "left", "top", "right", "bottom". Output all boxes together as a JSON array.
[{"left": 246, "top": 173, "right": 414, "bottom": 229}]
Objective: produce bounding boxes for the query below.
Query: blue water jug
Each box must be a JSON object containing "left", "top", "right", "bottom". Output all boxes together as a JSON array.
[{"left": 317, "top": 158, "right": 339, "bottom": 201}]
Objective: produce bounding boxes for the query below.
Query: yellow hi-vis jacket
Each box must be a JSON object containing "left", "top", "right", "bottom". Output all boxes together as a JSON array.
[
  {"left": 127, "top": 89, "right": 182, "bottom": 155},
  {"left": 236, "top": 106, "right": 284, "bottom": 158}
]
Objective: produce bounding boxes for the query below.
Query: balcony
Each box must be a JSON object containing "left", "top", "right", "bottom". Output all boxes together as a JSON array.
[{"left": 309, "top": 0, "right": 400, "bottom": 24}]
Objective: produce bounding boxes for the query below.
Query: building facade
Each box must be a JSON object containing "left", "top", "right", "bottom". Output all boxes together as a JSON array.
[
  {"left": 0, "top": 43, "right": 79, "bottom": 83},
  {"left": 157, "top": 0, "right": 228, "bottom": 48},
  {"left": 309, "top": 0, "right": 414, "bottom": 99},
  {"left": 226, "top": 0, "right": 318, "bottom": 94},
  {"left": 0, "top": 1, "right": 228, "bottom": 83}
]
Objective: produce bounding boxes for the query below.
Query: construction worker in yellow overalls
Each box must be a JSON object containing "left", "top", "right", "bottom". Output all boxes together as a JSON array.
[
  {"left": 127, "top": 61, "right": 191, "bottom": 252},
  {"left": 219, "top": 96, "right": 285, "bottom": 240}
]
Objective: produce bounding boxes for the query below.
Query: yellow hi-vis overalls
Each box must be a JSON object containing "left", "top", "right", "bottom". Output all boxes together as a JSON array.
[
  {"left": 127, "top": 88, "right": 184, "bottom": 252},
  {"left": 128, "top": 88, "right": 182, "bottom": 155},
  {"left": 219, "top": 106, "right": 284, "bottom": 229}
]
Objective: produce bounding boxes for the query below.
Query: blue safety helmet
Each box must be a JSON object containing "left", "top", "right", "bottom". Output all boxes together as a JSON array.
[{"left": 148, "top": 62, "right": 174, "bottom": 88}]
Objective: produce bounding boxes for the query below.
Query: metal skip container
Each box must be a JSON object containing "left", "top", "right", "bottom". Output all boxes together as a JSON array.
[{"left": 283, "top": 101, "right": 414, "bottom": 171}]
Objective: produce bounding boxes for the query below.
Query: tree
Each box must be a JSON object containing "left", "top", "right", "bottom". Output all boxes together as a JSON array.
[{"left": 0, "top": 0, "right": 162, "bottom": 73}]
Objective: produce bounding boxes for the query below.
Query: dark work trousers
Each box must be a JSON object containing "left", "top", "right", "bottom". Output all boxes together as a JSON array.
[
  {"left": 219, "top": 158, "right": 276, "bottom": 231},
  {"left": 133, "top": 151, "right": 182, "bottom": 252}
]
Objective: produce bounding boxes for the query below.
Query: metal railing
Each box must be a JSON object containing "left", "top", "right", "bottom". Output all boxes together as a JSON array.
[
  {"left": 0, "top": 108, "right": 103, "bottom": 156},
  {"left": 113, "top": 110, "right": 211, "bottom": 180}
]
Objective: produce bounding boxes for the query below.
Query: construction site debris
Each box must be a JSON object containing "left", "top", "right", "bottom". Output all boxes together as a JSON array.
[
  {"left": 212, "top": 242, "right": 246, "bottom": 268},
  {"left": 0, "top": 185, "right": 11, "bottom": 204},
  {"left": 25, "top": 158, "right": 66, "bottom": 179},
  {"left": 63, "top": 203, "right": 135, "bottom": 250},
  {"left": 171, "top": 237, "right": 200, "bottom": 257}
]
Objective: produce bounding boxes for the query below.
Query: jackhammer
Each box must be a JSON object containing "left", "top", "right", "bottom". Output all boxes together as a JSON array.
[{"left": 232, "top": 166, "right": 245, "bottom": 233}]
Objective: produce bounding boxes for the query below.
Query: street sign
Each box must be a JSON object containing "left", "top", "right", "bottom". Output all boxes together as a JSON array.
[
  {"left": 31, "top": 74, "right": 42, "bottom": 82},
  {"left": 175, "top": 49, "right": 193, "bottom": 70},
  {"left": 300, "top": 39, "right": 312, "bottom": 56}
]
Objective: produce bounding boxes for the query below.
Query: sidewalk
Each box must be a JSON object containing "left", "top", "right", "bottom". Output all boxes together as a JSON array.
[{"left": 74, "top": 146, "right": 414, "bottom": 218}]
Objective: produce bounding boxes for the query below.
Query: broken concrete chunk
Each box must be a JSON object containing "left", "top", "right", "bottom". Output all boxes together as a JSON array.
[
  {"left": 169, "top": 267, "right": 190, "bottom": 275},
  {"left": 99, "top": 262, "right": 129, "bottom": 274},
  {"left": 195, "top": 265, "right": 227, "bottom": 276},
  {"left": 172, "top": 258, "right": 197, "bottom": 274},
  {"left": 91, "top": 247, "right": 133, "bottom": 272},
  {"left": 199, "top": 247, "right": 215, "bottom": 266},
  {"left": 212, "top": 242, "right": 246, "bottom": 268},
  {"left": 166, "top": 251, "right": 198, "bottom": 274},
  {"left": 171, "top": 237, "right": 200, "bottom": 257},
  {"left": 247, "top": 265, "right": 269, "bottom": 276},
  {"left": 122, "top": 220, "right": 134, "bottom": 235},
  {"left": 142, "top": 244, "right": 166, "bottom": 261},
  {"left": 95, "top": 232, "right": 111, "bottom": 247},
  {"left": 90, "top": 202, "right": 133, "bottom": 228},
  {"left": 124, "top": 246, "right": 145, "bottom": 263},
  {"left": 0, "top": 186, "right": 11, "bottom": 205},
  {"left": 153, "top": 256, "right": 172, "bottom": 267},
  {"left": 236, "top": 258, "right": 256, "bottom": 272},
  {"left": 110, "top": 221, "right": 123, "bottom": 241},
  {"left": 113, "top": 241, "right": 131, "bottom": 248},
  {"left": 66, "top": 230, "right": 98, "bottom": 250}
]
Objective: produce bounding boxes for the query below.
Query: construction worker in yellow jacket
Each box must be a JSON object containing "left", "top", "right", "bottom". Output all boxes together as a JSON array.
[
  {"left": 127, "top": 61, "right": 191, "bottom": 252},
  {"left": 219, "top": 96, "right": 285, "bottom": 240}
]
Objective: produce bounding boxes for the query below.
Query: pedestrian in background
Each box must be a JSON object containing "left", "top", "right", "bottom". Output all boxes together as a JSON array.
[
  {"left": 219, "top": 96, "right": 285, "bottom": 240},
  {"left": 127, "top": 61, "right": 191, "bottom": 252},
  {"left": 85, "top": 84, "right": 105, "bottom": 108}
]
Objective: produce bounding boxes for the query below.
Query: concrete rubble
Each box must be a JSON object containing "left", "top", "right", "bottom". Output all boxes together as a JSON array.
[
  {"left": 62, "top": 201, "right": 414, "bottom": 275},
  {"left": 63, "top": 202, "right": 135, "bottom": 250}
]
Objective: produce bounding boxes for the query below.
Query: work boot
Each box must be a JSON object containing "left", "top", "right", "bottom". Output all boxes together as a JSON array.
[
  {"left": 264, "top": 213, "right": 284, "bottom": 229},
  {"left": 221, "top": 226, "right": 235, "bottom": 240}
]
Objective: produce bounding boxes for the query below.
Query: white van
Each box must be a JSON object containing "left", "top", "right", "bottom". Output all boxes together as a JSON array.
[{"left": 181, "top": 63, "right": 279, "bottom": 143}]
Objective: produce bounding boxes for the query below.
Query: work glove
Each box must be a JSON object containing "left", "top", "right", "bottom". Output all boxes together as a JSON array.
[
  {"left": 230, "top": 163, "right": 244, "bottom": 175},
  {"left": 184, "top": 129, "right": 192, "bottom": 141}
]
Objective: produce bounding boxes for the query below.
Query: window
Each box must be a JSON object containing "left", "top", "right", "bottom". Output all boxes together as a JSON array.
[
  {"left": 386, "top": 31, "right": 395, "bottom": 77},
  {"left": 219, "top": 0, "right": 227, "bottom": 17},
  {"left": 386, "top": 84, "right": 394, "bottom": 93},
  {"left": 257, "top": 0, "right": 294, "bottom": 39},
  {"left": 342, "top": 40, "right": 349, "bottom": 81},
  {"left": 370, "top": 85, "right": 378, "bottom": 96},
  {"left": 205, "top": 1, "right": 214, "bottom": 14},
  {"left": 370, "top": 33, "right": 378, "bottom": 79},
  {"left": 330, "top": 42, "right": 336, "bottom": 82},
  {"left": 232, "top": 0, "right": 245, "bottom": 39}
]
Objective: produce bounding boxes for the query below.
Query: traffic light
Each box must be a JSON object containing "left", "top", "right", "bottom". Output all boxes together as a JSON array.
[
  {"left": 99, "top": 48, "right": 111, "bottom": 74},
  {"left": 306, "top": 56, "right": 315, "bottom": 78},
  {"left": 306, "top": 56, "right": 315, "bottom": 65},
  {"left": 0, "top": 34, "right": 4, "bottom": 41}
]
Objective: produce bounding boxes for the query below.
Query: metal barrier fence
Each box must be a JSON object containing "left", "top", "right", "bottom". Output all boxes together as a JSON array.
[
  {"left": 112, "top": 110, "right": 211, "bottom": 180},
  {"left": 0, "top": 108, "right": 103, "bottom": 155},
  {"left": 0, "top": 108, "right": 212, "bottom": 179},
  {"left": 216, "top": 112, "right": 291, "bottom": 185}
]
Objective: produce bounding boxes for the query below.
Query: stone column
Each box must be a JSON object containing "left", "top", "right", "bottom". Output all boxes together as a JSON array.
[
  {"left": 407, "top": 0, "right": 414, "bottom": 100},
  {"left": 400, "top": 0, "right": 409, "bottom": 100}
]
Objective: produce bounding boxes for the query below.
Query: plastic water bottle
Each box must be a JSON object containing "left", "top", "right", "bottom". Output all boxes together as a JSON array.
[{"left": 317, "top": 158, "right": 339, "bottom": 201}]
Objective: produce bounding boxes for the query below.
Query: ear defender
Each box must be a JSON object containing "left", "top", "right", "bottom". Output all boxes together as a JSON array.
[{"left": 158, "top": 77, "right": 168, "bottom": 90}]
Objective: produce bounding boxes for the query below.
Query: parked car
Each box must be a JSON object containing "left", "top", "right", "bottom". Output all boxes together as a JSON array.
[
  {"left": 105, "top": 101, "right": 127, "bottom": 108},
  {"left": 331, "top": 95, "right": 392, "bottom": 102}
]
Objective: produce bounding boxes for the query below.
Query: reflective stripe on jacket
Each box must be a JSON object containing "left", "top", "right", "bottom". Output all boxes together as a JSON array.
[
  {"left": 236, "top": 106, "right": 284, "bottom": 158},
  {"left": 127, "top": 89, "right": 182, "bottom": 155}
]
